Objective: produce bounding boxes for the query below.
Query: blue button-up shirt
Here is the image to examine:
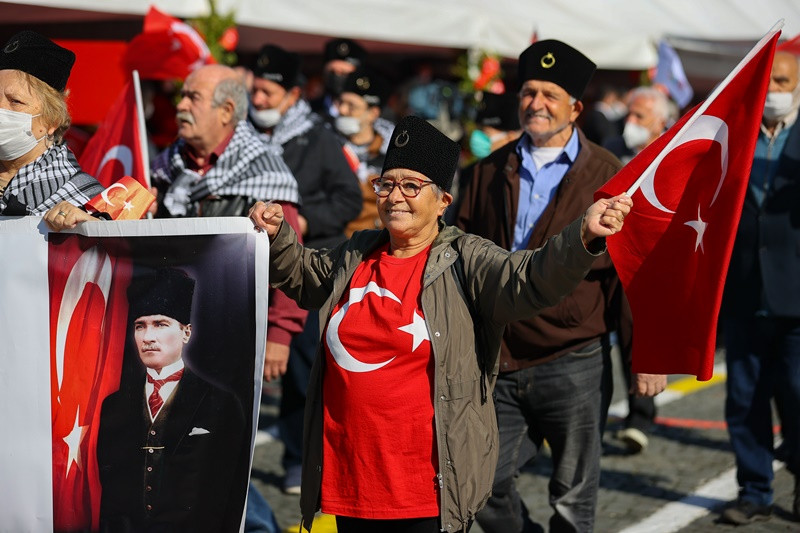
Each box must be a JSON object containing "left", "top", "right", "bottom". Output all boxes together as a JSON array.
[{"left": 512, "top": 129, "right": 580, "bottom": 251}]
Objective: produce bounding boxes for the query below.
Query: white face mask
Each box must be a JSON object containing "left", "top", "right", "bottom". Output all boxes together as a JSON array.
[
  {"left": 250, "top": 107, "right": 282, "bottom": 129},
  {"left": 0, "top": 108, "right": 45, "bottom": 161},
  {"left": 622, "top": 122, "right": 651, "bottom": 151},
  {"left": 335, "top": 116, "right": 361, "bottom": 137},
  {"left": 762, "top": 91, "right": 795, "bottom": 121}
]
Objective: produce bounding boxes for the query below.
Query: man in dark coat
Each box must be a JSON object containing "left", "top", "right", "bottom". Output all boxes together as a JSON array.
[
  {"left": 718, "top": 50, "right": 800, "bottom": 526},
  {"left": 97, "top": 268, "right": 247, "bottom": 532},
  {"left": 457, "top": 40, "right": 665, "bottom": 532},
  {"left": 249, "top": 43, "right": 361, "bottom": 251}
]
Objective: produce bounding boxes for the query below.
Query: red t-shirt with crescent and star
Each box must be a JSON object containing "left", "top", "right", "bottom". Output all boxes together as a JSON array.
[{"left": 320, "top": 243, "right": 438, "bottom": 518}]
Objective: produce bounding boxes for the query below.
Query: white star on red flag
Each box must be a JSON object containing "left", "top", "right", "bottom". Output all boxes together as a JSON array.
[
  {"left": 684, "top": 206, "right": 708, "bottom": 253},
  {"left": 63, "top": 411, "right": 85, "bottom": 478},
  {"left": 397, "top": 310, "right": 430, "bottom": 351}
]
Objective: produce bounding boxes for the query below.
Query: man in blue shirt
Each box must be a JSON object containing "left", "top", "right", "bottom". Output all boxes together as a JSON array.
[
  {"left": 719, "top": 49, "right": 800, "bottom": 526},
  {"left": 457, "top": 40, "right": 665, "bottom": 532}
]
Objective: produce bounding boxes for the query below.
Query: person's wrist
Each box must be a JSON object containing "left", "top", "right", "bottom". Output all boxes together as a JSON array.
[{"left": 585, "top": 236, "right": 606, "bottom": 254}]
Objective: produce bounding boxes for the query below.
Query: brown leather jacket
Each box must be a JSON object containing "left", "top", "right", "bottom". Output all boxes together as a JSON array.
[{"left": 456, "top": 127, "right": 630, "bottom": 370}]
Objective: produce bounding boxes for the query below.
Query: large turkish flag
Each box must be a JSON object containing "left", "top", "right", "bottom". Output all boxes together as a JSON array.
[
  {"left": 49, "top": 236, "right": 132, "bottom": 531},
  {"left": 596, "top": 26, "right": 780, "bottom": 381}
]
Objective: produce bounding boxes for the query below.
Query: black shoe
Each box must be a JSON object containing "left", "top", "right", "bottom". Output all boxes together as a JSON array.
[
  {"left": 794, "top": 476, "right": 799, "bottom": 521},
  {"left": 720, "top": 499, "right": 772, "bottom": 525}
]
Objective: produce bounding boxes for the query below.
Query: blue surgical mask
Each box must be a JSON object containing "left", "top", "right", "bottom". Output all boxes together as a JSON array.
[{"left": 469, "top": 129, "right": 492, "bottom": 159}]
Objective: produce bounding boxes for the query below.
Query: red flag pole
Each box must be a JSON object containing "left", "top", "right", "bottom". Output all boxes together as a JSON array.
[
  {"left": 132, "top": 70, "right": 151, "bottom": 189},
  {"left": 625, "top": 19, "right": 784, "bottom": 197}
]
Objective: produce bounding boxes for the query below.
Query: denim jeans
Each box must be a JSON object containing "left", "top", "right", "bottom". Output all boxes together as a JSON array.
[
  {"left": 476, "top": 342, "right": 606, "bottom": 533},
  {"left": 244, "top": 482, "right": 280, "bottom": 533},
  {"left": 724, "top": 316, "right": 800, "bottom": 506}
]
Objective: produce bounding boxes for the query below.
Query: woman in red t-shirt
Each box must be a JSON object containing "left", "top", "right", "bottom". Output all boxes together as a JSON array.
[{"left": 250, "top": 115, "right": 632, "bottom": 533}]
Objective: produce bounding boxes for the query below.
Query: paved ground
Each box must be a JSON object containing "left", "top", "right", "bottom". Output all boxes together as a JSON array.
[{"left": 249, "top": 348, "right": 799, "bottom": 532}]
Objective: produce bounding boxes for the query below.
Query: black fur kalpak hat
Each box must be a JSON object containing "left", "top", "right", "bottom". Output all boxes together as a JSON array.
[
  {"left": 517, "top": 39, "right": 596, "bottom": 100},
  {"left": 0, "top": 30, "right": 76, "bottom": 92},
  {"left": 341, "top": 67, "right": 389, "bottom": 108},
  {"left": 252, "top": 44, "right": 302, "bottom": 89},
  {"left": 128, "top": 268, "right": 196, "bottom": 325},
  {"left": 382, "top": 116, "right": 460, "bottom": 193},
  {"left": 324, "top": 38, "right": 366, "bottom": 66}
]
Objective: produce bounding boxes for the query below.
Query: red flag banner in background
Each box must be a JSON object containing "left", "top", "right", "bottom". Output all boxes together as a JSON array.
[
  {"left": 777, "top": 33, "right": 800, "bottom": 55},
  {"left": 596, "top": 24, "right": 781, "bottom": 381},
  {"left": 49, "top": 237, "right": 131, "bottom": 531},
  {"left": 86, "top": 176, "right": 157, "bottom": 220},
  {"left": 124, "top": 6, "right": 215, "bottom": 81},
  {"left": 79, "top": 79, "right": 147, "bottom": 189},
  {"left": 342, "top": 144, "right": 360, "bottom": 173},
  {"left": 54, "top": 40, "right": 128, "bottom": 126}
]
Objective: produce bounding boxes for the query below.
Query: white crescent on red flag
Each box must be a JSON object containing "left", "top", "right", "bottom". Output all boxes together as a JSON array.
[
  {"left": 78, "top": 81, "right": 147, "bottom": 189},
  {"left": 595, "top": 25, "right": 781, "bottom": 381},
  {"left": 86, "top": 176, "right": 157, "bottom": 220}
]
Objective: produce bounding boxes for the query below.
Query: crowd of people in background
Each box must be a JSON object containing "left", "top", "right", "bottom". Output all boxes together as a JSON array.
[{"left": 2, "top": 25, "right": 798, "bottom": 533}]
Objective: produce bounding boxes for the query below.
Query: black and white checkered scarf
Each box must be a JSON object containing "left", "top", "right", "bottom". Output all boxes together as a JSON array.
[
  {"left": 258, "top": 99, "right": 316, "bottom": 147},
  {"left": 0, "top": 143, "right": 103, "bottom": 215},
  {"left": 152, "top": 120, "right": 299, "bottom": 216}
]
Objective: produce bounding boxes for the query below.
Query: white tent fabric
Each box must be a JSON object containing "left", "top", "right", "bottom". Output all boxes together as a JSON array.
[
  {"left": 4, "top": 0, "right": 800, "bottom": 68},
  {"left": 534, "top": 0, "right": 800, "bottom": 68}
]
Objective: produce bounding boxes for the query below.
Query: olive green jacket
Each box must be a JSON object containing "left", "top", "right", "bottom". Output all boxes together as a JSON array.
[{"left": 268, "top": 217, "right": 603, "bottom": 532}]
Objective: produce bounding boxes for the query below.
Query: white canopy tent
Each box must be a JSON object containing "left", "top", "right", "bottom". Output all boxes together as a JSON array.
[{"left": 3, "top": 0, "right": 800, "bottom": 69}]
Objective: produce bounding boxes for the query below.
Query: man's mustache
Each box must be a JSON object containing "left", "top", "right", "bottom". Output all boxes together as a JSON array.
[
  {"left": 176, "top": 111, "right": 195, "bottom": 125},
  {"left": 525, "top": 111, "right": 552, "bottom": 120}
]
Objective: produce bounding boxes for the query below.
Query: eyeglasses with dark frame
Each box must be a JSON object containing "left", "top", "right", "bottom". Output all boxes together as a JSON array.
[{"left": 371, "top": 177, "right": 436, "bottom": 198}]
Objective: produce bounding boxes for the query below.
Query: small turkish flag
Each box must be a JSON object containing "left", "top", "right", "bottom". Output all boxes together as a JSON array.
[
  {"left": 596, "top": 25, "right": 780, "bottom": 380},
  {"left": 86, "top": 176, "right": 156, "bottom": 220}
]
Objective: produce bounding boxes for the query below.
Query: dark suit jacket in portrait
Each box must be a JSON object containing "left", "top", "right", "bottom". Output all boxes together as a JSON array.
[{"left": 96, "top": 368, "right": 248, "bottom": 532}]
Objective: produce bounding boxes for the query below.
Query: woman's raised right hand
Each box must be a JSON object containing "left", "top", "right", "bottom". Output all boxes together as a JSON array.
[{"left": 248, "top": 200, "right": 284, "bottom": 238}]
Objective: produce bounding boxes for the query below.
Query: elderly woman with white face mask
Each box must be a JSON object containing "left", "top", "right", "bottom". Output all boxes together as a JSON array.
[{"left": 0, "top": 31, "right": 103, "bottom": 224}]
